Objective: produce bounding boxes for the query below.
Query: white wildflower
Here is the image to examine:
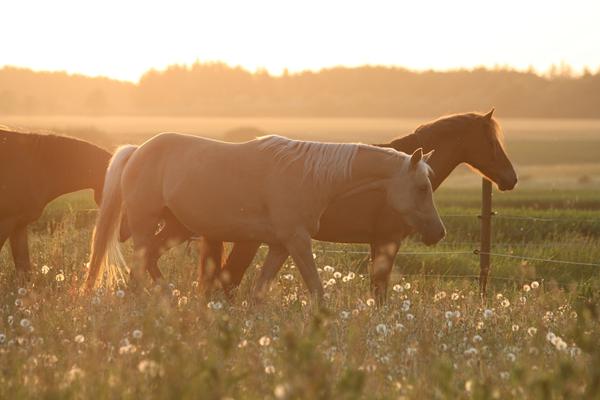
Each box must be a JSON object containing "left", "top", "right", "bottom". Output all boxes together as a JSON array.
[
  {"left": 531, "top": 281, "right": 539, "bottom": 289},
  {"left": 259, "top": 336, "right": 271, "bottom": 347}
]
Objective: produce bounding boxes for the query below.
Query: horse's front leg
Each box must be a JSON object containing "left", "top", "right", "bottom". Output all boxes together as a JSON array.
[
  {"left": 9, "top": 224, "right": 32, "bottom": 275},
  {"left": 254, "top": 244, "right": 289, "bottom": 299},
  {"left": 284, "top": 230, "right": 324, "bottom": 299},
  {"left": 369, "top": 239, "right": 400, "bottom": 305}
]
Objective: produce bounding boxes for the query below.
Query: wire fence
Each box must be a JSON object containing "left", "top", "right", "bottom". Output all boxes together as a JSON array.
[{"left": 69, "top": 185, "right": 600, "bottom": 284}]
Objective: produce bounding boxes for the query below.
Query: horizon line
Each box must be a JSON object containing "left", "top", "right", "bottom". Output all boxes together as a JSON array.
[{"left": 1, "top": 60, "right": 597, "bottom": 84}]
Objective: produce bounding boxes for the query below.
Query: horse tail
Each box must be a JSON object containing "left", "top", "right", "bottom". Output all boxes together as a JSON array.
[{"left": 84, "top": 145, "right": 138, "bottom": 291}]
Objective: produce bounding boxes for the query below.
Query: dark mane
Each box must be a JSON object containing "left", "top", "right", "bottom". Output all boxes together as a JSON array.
[{"left": 414, "top": 112, "right": 504, "bottom": 146}]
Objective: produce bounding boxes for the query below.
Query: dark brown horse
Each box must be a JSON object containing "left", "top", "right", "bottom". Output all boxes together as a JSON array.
[
  {"left": 0, "top": 128, "right": 111, "bottom": 274},
  {"left": 198, "top": 110, "right": 517, "bottom": 302}
]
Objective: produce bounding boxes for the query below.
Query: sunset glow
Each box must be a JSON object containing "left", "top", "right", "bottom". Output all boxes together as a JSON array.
[{"left": 2, "top": 0, "right": 599, "bottom": 81}]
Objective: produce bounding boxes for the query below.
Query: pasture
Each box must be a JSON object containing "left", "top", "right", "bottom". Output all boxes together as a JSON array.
[{"left": 1, "top": 118, "right": 599, "bottom": 398}]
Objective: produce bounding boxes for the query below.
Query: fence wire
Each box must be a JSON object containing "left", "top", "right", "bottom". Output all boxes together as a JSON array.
[{"left": 70, "top": 205, "right": 600, "bottom": 270}]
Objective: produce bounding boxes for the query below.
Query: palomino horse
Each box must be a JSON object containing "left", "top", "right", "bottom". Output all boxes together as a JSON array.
[
  {"left": 0, "top": 128, "right": 111, "bottom": 274},
  {"left": 84, "top": 134, "right": 445, "bottom": 297},
  {"left": 199, "top": 109, "right": 518, "bottom": 302}
]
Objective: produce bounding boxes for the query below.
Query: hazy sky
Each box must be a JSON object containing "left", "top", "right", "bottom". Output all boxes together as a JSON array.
[{"left": 2, "top": 0, "right": 599, "bottom": 82}]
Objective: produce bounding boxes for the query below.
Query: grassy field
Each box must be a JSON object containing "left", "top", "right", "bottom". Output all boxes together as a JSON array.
[
  {"left": 1, "top": 117, "right": 599, "bottom": 398},
  {"left": 1, "top": 187, "right": 599, "bottom": 399}
]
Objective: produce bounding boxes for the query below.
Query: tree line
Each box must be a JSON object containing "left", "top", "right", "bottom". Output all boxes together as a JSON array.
[{"left": 1, "top": 63, "right": 599, "bottom": 117}]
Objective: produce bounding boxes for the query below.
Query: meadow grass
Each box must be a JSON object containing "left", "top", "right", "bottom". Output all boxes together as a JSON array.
[{"left": 1, "top": 188, "right": 599, "bottom": 399}]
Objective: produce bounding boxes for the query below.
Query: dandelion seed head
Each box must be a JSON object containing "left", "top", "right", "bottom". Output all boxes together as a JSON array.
[
  {"left": 207, "top": 301, "right": 223, "bottom": 310},
  {"left": 523, "top": 284, "right": 531, "bottom": 292},
  {"left": 392, "top": 284, "right": 403, "bottom": 293},
  {"left": 531, "top": 281, "right": 539, "bottom": 289},
  {"left": 55, "top": 273, "right": 65, "bottom": 282},
  {"left": 41, "top": 265, "right": 50, "bottom": 275},
  {"left": 483, "top": 309, "right": 493, "bottom": 318},
  {"left": 376, "top": 323, "right": 388, "bottom": 335},
  {"left": 132, "top": 330, "right": 143, "bottom": 339},
  {"left": 265, "top": 365, "right": 276, "bottom": 374},
  {"left": 527, "top": 327, "right": 537, "bottom": 337},
  {"left": 18, "top": 288, "right": 27, "bottom": 296},
  {"left": 178, "top": 296, "right": 188, "bottom": 307},
  {"left": 323, "top": 265, "right": 334, "bottom": 273},
  {"left": 115, "top": 290, "right": 125, "bottom": 298},
  {"left": 274, "top": 384, "right": 289, "bottom": 399},
  {"left": 366, "top": 298, "right": 376, "bottom": 307},
  {"left": 74, "top": 334, "right": 85, "bottom": 344},
  {"left": 138, "top": 359, "right": 163, "bottom": 377},
  {"left": 20, "top": 319, "right": 31, "bottom": 328},
  {"left": 259, "top": 336, "right": 271, "bottom": 347}
]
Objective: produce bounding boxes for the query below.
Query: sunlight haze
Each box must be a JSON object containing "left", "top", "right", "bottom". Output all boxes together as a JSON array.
[{"left": 2, "top": 0, "right": 599, "bottom": 81}]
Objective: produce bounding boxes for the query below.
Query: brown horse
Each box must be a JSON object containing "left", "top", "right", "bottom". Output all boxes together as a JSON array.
[
  {"left": 0, "top": 128, "right": 111, "bottom": 274},
  {"left": 199, "top": 109, "right": 518, "bottom": 302}
]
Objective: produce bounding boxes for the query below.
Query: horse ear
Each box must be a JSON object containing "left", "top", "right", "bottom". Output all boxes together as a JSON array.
[
  {"left": 484, "top": 108, "right": 495, "bottom": 120},
  {"left": 410, "top": 148, "right": 423, "bottom": 170},
  {"left": 423, "top": 149, "right": 434, "bottom": 163}
]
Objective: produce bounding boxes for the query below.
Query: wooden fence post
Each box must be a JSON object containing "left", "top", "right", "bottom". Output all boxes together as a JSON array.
[{"left": 479, "top": 178, "right": 493, "bottom": 296}]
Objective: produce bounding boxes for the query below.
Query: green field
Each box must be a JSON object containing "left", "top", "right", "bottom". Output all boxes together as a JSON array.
[{"left": 1, "top": 118, "right": 600, "bottom": 398}]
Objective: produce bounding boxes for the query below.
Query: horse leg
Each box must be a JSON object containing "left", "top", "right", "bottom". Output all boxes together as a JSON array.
[
  {"left": 145, "top": 210, "right": 193, "bottom": 281},
  {"left": 0, "top": 217, "right": 19, "bottom": 268},
  {"left": 197, "top": 238, "right": 224, "bottom": 293},
  {"left": 369, "top": 240, "right": 400, "bottom": 305},
  {"left": 9, "top": 224, "right": 31, "bottom": 275},
  {"left": 284, "top": 230, "right": 324, "bottom": 299},
  {"left": 220, "top": 241, "right": 261, "bottom": 293},
  {"left": 126, "top": 207, "right": 164, "bottom": 290},
  {"left": 254, "top": 244, "right": 289, "bottom": 298}
]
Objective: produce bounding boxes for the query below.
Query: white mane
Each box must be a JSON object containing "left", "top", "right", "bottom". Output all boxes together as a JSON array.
[{"left": 257, "top": 135, "right": 391, "bottom": 186}]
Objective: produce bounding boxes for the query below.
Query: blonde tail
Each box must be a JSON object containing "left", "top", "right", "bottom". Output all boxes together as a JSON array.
[{"left": 84, "top": 145, "right": 138, "bottom": 291}]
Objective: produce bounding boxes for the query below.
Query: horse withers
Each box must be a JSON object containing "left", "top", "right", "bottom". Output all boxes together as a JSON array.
[{"left": 84, "top": 134, "right": 444, "bottom": 298}]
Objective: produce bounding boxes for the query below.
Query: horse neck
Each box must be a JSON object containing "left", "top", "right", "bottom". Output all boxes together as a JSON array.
[
  {"left": 332, "top": 147, "right": 401, "bottom": 198},
  {"left": 380, "top": 130, "right": 463, "bottom": 190},
  {"left": 39, "top": 137, "right": 111, "bottom": 201}
]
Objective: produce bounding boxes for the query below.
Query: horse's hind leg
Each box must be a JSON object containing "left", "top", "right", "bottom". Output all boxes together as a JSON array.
[
  {"left": 220, "top": 241, "right": 262, "bottom": 293},
  {"left": 126, "top": 208, "right": 164, "bottom": 289},
  {"left": 9, "top": 224, "right": 31, "bottom": 275}
]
